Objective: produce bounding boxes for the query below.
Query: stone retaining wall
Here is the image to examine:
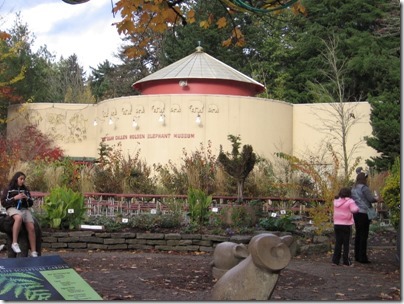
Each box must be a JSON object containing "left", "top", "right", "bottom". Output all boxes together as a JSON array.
[{"left": 0, "top": 230, "right": 330, "bottom": 255}]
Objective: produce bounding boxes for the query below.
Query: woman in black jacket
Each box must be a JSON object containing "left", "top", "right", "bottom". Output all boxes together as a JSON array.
[
  {"left": 1, "top": 171, "right": 38, "bottom": 257},
  {"left": 351, "top": 172, "right": 378, "bottom": 264}
]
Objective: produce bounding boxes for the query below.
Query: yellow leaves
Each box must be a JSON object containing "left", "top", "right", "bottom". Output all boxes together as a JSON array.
[
  {"left": 200, "top": 13, "right": 215, "bottom": 29},
  {"left": 222, "top": 27, "right": 245, "bottom": 47},
  {"left": 0, "top": 31, "right": 11, "bottom": 41},
  {"left": 113, "top": 19, "right": 136, "bottom": 35},
  {"left": 112, "top": 0, "right": 304, "bottom": 58},
  {"left": 139, "top": 12, "right": 151, "bottom": 26},
  {"left": 222, "top": 37, "right": 232, "bottom": 47},
  {"left": 187, "top": 10, "right": 196, "bottom": 24},
  {"left": 291, "top": 2, "right": 308, "bottom": 16},
  {"left": 124, "top": 46, "right": 146, "bottom": 58},
  {"left": 199, "top": 20, "right": 210, "bottom": 29},
  {"left": 216, "top": 17, "right": 227, "bottom": 29}
]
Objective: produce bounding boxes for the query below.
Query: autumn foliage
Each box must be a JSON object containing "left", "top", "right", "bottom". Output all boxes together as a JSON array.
[
  {"left": 112, "top": 0, "right": 305, "bottom": 57},
  {"left": 0, "top": 124, "right": 64, "bottom": 188}
]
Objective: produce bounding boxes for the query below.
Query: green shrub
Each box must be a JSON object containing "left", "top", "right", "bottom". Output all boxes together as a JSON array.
[
  {"left": 43, "top": 186, "right": 87, "bottom": 229},
  {"left": 155, "top": 141, "right": 218, "bottom": 195},
  {"left": 381, "top": 157, "right": 400, "bottom": 229},
  {"left": 158, "top": 213, "right": 182, "bottom": 228},
  {"left": 230, "top": 205, "right": 255, "bottom": 228},
  {"left": 216, "top": 204, "right": 257, "bottom": 232},
  {"left": 85, "top": 215, "right": 125, "bottom": 232},
  {"left": 94, "top": 142, "right": 157, "bottom": 194},
  {"left": 258, "top": 212, "right": 296, "bottom": 232},
  {"left": 161, "top": 197, "right": 187, "bottom": 216},
  {"left": 128, "top": 214, "right": 161, "bottom": 231},
  {"left": 181, "top": 221, "right": 202, "bottom": 234},
  {"left": 187, "top": 187, "right": 212, "bottom": 225}
]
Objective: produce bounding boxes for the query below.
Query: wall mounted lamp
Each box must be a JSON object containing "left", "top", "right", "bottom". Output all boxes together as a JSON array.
[
  {"left": 179, "top": 80, "right": 188, "bottom": 87},
  {"left": 93, "top": 118, "right": 105, "bottom": 126},
  {"left": 159, "top": 114, "right": 165, "bottom": 125},
  {"left": 132, "top": 117, "right": 139, "bottom": 129},
  {"left": 195, "top": 114, "right": 201, "bottom": 125},
  {"left": 93, "top": 117, "right": 117, "bottom": 127}
]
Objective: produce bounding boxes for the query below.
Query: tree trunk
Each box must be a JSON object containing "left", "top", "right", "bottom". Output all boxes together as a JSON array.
[{"left": 237, "top": 180, "right": 244, "bottom": 203}]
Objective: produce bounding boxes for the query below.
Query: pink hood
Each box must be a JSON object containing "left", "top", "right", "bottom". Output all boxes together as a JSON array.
[{"left": 333, "top": 197, "right": 359, "bottom": 225}]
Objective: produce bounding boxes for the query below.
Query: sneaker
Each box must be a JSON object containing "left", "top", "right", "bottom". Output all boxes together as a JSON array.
[
  {"left": 11, "top": 243, "right": 21, "bottom": 253},
  {"left": 31, "top": 251, "right": 38, "bottom": 257}
]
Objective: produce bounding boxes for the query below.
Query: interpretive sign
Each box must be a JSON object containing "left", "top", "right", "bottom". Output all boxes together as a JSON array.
[{"left": 0, "top": 255, "right": 102, "bottom": 300}]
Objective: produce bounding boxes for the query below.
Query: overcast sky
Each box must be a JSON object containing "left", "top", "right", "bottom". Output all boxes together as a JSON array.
[{"left": 0, "top": 0, "right": 124, "bottom": 76}]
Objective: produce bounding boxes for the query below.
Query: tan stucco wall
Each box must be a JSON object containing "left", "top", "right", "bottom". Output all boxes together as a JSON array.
[
  {"left": 6, "top": 95, "right": 377, "bottom": 171},
  {"left": 293, "top": 102, "right": 376, "bottom": 169}
]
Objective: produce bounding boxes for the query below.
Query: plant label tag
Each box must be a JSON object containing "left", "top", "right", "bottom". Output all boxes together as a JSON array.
[
  {"left": 150, "top": 209, "right": 157, "bottom": 214},
  {"left": 271, "top": 212, "right": 277, "bottom": 217},
  {"left": 280, "top": 210, "right": 286, "bottom": 215},
  {"left": 212, "top": 207, "right": 218, "bottom": 213},
  {"left": 122, "top": 218, "right": 128, "bottom": 223},
  {"left": 68, "top": 209, "right": 74, "bottom": 214}
]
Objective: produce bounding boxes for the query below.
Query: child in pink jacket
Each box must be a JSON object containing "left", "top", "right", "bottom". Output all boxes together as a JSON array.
[{"left": 332, "top": 187, "right": 359, "bottom": 266}]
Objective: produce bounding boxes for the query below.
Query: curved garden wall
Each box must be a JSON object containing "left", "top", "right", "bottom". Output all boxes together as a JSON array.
[{"left": 0, "top": 230, "right": 331, "bottom": 256}]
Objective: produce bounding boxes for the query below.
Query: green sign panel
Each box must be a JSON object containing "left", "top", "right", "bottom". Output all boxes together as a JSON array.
[{"left": 0, "top": 255, "right": 102, "bottom": 301}]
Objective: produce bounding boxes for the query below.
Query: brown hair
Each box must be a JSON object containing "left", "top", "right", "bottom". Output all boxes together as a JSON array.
[
  {"left": 355, "top": 172, "right": 368, "bottom": 185},
  {"left": 338, "top": 187, "right": 352, "bottom": 198}
]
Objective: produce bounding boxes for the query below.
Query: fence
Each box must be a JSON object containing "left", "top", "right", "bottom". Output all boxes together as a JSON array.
[{"left": 28, "top": 192, "right": 389, "bottom": 222}]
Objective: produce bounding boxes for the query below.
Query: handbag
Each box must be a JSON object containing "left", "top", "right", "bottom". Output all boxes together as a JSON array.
[{"left": 367, "top": 207, "right": 377, "bottom": 220}]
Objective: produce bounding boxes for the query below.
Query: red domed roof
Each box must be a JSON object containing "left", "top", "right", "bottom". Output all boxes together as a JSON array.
[{"left": 132, "top": 46, "right": 265, "bottom": 96}]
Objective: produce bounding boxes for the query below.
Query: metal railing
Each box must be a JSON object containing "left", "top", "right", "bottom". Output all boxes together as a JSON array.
[
  {"left": 29, "top": 191, "right": 325, "bottom": 217},
  {"left": 28, "top": 191, "right": 389, "bottom": 221}
]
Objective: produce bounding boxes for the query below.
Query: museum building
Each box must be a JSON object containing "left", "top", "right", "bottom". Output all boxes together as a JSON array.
[{"left": 6, "top": 46, "right": 377, "bottom": 171}]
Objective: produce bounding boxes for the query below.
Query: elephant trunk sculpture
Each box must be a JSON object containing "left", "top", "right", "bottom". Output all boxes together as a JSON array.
[{"left": 211, "top": 233, "right": 293, "bottom": 300}]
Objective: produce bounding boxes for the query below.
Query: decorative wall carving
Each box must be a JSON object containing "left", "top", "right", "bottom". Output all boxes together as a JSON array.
[
  {"left": 36, "top": 111, "right": 88, "bottom": 144},
  {"left": 27, "top": 110, "right": 43, "bottom": 126},
  {"left": 189, "top": 104, "right": 204, "bottom": 113},
  {"left": 135, "top": 105, "right": 145, "bottom": 114},
  {"left": 102, "top": 109, "right": 109, "bottom": 118},
  {"left": 170, "top": 104, "right": 182, "bottom": 113},
  {"left": 208, "top": 104, "right": 219, "bottom": 113},
  {"left": 110, "top": 108, "right": 117, "bottom": 117},
  {"left": 152, "top": 103, "right": 165, "bottom": 113},
  {"left": 121, "top": 104, "right": 132, "bottom": 115}
]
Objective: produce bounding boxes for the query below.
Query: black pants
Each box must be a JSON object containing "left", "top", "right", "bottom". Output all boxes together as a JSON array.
[
  {"left": 353, "top": 212, "right": 370, "bottom": 262},
  {"left": 332, "top": 225, "right": 352, "bottom": 265}
]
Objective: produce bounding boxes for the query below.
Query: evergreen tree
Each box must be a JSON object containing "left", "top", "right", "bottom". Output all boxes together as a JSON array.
[
  {"left": 159, "top": 1, "right": 275, "bottom": 83},
  {"left": 363, "top": 0, "right": 400, "bottom": 172},
  {"left": 365, "top": 96, "right": 400, "bottom": 171},
  {"left": 218, "top": 135, "right": 257, "bottom": 203},
  {"left": 281, "top": 0, "right": 400, "bottom": 104},
  {"left": 57, "top": 54, "right": 95, "bottom": 103},
  {"left": 89, "top": 60, "right": 117, "bottom": 102},
  {"left": 6, "top": 14, "right": 65, "bottom": 103},
  {"left": 89, "top": 56, "right": 141, "bottom": 102}
]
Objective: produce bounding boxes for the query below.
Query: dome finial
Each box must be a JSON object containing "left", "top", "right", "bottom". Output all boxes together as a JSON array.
[{"left": 196, "top": 41, "right": 203, "bottom": 52}]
